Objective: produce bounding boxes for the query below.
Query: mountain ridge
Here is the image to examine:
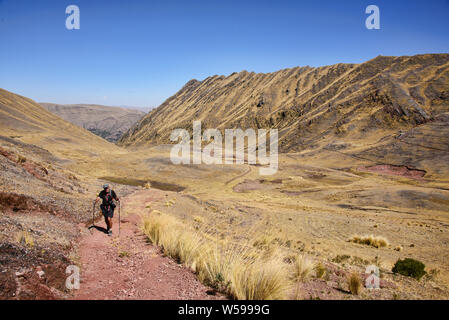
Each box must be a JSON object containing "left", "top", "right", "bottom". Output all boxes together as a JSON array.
[{"left": 118, "top": 54, "right": 449, "bottom": 157}]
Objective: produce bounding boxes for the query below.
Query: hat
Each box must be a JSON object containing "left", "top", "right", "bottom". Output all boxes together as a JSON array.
[{"left": 103, "top": 184, "right": 109, "bottom": 189}]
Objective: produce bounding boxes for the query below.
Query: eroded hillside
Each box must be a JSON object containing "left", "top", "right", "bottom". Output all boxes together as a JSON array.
[
  {"left": 0, "top": 89, "right": 135, "bottom": 299},
  {"left": 119, "top": 54, "right": 449, "bottom": 176}
]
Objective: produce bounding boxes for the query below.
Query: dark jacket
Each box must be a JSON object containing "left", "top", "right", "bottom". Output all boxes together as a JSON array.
[{"left": 98, "top": 189, "right": 118, "bottom": 208}]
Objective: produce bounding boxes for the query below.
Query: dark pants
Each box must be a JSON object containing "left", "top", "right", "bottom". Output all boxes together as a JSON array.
[{"left": 100, "top": 204, "right": 114, "bottom": 218}]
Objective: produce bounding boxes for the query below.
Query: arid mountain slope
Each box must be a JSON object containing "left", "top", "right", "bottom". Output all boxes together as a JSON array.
[
  {"left": 119, "top": 54, "right": 449, "bottom": 174},
  {"left": 0, "top": 89, "right": 123, "bottom": 156},
  {"left": 40, "top": 103, "right": 146, "bottom": 142},
  {"left": 0, "top": 89, "right": 116, "bottom": 299}
]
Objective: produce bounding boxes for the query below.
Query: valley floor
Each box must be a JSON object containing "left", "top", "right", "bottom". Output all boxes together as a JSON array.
[{"left": 1, "top": 134, "right": 449, "bottom": 300}]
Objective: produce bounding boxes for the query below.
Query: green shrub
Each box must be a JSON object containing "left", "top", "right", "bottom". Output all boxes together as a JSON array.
[{"left": 392, "top": 258, "right": 426, "bottom": 280}]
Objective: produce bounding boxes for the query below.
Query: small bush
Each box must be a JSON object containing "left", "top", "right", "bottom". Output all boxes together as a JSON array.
[
  {"left": 292, "top": 255, "right": 315, "bottom": 282},
  {"left": 193, "top": 216, "right": 204, "bottom": 224},
  {"left": 349, "top": 235, "right": 389, "bottom": 248},
  {"left": 333, "top": 254, "right": 350, "bottom": 264},
  {"left": 351, "top": 256, "right": 370, "bottom": 266},
  {"left": 119, "top": 251, "right": 130, "bottom": 258},
  {"left": 315, "top": 263, "right": 327, "bottom": 279},
  {"left": 348, "top": 272, "right": 362, "bottom": 295},
  {"left": 17, "top": 155, "right": 26, "bottom": 164},
  {"left": 165, "top": 199, "right": 175, "bottom": 207},
  {"left": 392, "top": 258, "right": 426, "bottom": 280},
  {"left": 16, "top": 230, "right": 34, "bottom": 247}
]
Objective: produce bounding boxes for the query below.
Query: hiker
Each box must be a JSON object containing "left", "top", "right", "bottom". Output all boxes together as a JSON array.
[{"left": 94, "top": 184, "right": 120, "bottom": 236}]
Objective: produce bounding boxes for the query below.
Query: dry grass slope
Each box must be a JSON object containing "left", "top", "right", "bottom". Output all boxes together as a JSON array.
[
  {"left": 119, "top": 54, "right": 449, "bottom": 156},
  {"left": 142, "top": 211, "right": 316, "bottom": 300},
  {"left": 0, "top": 88, "right": 122, "bottom": 158}
]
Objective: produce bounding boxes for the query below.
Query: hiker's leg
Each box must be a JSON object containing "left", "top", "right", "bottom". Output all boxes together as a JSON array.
[
  {"left": 109, "top": 208, "right": 114, "bottom": 230},
  {"left": 104, "top": 215, "right": 110, "bottom": 230},
  {"left": 101, "top": 205, "right": 110, "bottom": 231}
]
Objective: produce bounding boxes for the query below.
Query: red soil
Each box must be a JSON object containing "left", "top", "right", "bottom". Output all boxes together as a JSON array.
[
  {"left": 357, "top": 164, "right": 426, "bottom": 179},
  {"left": 74, "top": 189, "right": 223, "bottom": 300},
  {"left": 0, "top": 147, "right": 48, "bottom": 181}
]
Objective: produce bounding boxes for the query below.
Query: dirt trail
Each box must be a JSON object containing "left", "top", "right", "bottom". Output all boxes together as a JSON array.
[
  {"left": 74, "top": 189, "right": 222, "bottom": 300},
  {"left": 225, "top": 165, "right": 252, "bottom": 185}
]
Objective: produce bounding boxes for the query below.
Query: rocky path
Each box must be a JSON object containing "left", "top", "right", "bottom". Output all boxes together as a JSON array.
[{"left": 74, "top": 189, "right": 222, "bottom": 300}]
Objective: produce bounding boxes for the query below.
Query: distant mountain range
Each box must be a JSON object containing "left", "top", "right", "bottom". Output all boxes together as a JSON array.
[
  {"left": 119, "top": 105, "right": 154, "bottom": 113},
  {"left": 40, "top": 103, "right": 146, "bottom": 142}
]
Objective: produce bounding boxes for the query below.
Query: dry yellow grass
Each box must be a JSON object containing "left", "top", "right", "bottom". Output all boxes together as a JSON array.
[
  {"left": 252, "top": 233, "right": 276, "bottom": 249},
  {"left": 292, "top": 255, "right": 315, "bottom": 282},
  {"left": 349, "top": 235, "right": 389, "bottom": 248},
  {"left": 16, "top": 230, "right": 34, "bottom": 247},
  {"left": 142, "top": 211, "right": 292, "bottom": 299},
  {"left": 0, "top": 88, "right": 121, "bottom": 163},
  {"left": 193, "top": 216, "right": 204, "bottom": 224},
  {"left": 229, "top": 257, "right": 290, "bottom": 300},
  {"left": 348, "top": 272, "right": 362, "bottom": 295},
  {"left": 315, "top": 263, "right": 327, "bottom": 279}
]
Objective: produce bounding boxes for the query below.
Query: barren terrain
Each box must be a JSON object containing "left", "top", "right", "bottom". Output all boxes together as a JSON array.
[{"left": 1, "top": 54, "right": 449, "bottom": 300}]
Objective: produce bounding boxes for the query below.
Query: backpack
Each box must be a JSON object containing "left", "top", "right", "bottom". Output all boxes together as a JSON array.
[{"left": 103, "top": 190, "right": 116, "bottom": 208}]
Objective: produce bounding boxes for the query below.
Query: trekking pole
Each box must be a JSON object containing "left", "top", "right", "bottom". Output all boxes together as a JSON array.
[
  {"left": 118, "top": 201, "right": 121, "bottom": 237},
  {"left": 92, "top": 201, "right": 95, "bottom": 227}
]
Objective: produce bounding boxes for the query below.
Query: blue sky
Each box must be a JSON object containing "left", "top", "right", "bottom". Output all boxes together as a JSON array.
[{"left": 0, "top": 0, "right": 448, "bottom": 108}]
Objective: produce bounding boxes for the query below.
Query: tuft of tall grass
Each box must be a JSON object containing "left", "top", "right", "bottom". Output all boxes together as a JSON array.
[
  {"left": 230, "top": 257, "right": 290, "bottom": 300},
  {"left": 17, "top": 155, "right": 26, "bottom": 164},
  {"left": 16, "top": 230, "right": 34, "bottom": 247},
  {"left": 314, "top": 263, "right": 327, "bottom": 279},
  {"left": 141, "top": 211, "right": 292, "bottom": 300},
  {"left": 348, "top": 272, "right": 362, "bottom": 295},
  {"left": 292, "top": 255, "right": 315, "bottom": 282},
  {"left": 349, "top": 234, "right": 389, "bottom": 248}
]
